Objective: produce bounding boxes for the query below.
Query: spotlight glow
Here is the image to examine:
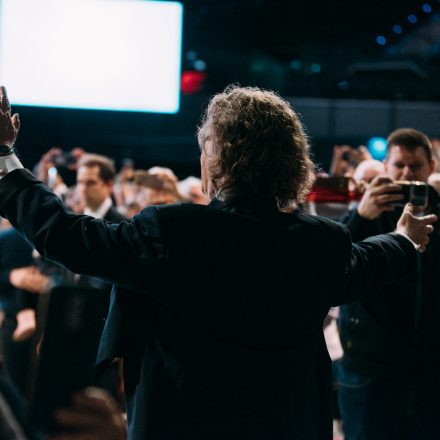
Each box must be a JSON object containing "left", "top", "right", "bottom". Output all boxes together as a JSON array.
[
  {"left": 368, "top": 137, "right": 387, "bottom": 160},
  {"left": 376, "top": 36, "right": 387, "bottom": 46}
]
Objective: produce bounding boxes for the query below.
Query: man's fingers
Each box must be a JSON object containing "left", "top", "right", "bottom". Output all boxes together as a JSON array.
[
  {"left": 380, "top": 206, "right": 396, "bottom": 212},
  {"left": 370, "top": 175, "right": 393, "bottom": 187},
  {"left": 376, "top": 193, "right": 404, "bottom": 205},
  {"left": 403, "top": 203, "right": 411, "bottom": 213},
  {"left": 0, "top": 86, "right": 11, "bottom": 113},
  {"left": 72, "top": 388, "right": 117, "bottom": 414},
  {"left": 12, "top": 113, "right": 20, "bottom": 131},
  {"left": 372, "top": 183, "right": 402, "bottom": 195},
  {"left": 0, "top": 86, "right": 5, "bottom": 113},
  {"left": 426, "top": 224, "right": 434, "bottom": 234},
  {"left": 55, "top": 409, "right": 104, "bottom": 429},
  {"left": 420, "top": 214, "right": 438, "bottom": 225}
]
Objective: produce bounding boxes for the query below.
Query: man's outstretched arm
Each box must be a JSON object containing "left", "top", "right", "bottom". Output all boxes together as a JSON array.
[
  {"left": 332, "top": 202, "right": 436, "bottom": 306},
  {"left": 0, "top": 87, "right": 165, "bottom": 293}
]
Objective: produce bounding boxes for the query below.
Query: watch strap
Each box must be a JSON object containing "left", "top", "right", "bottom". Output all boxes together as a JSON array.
[{"left": 0, "top": 145, "right": 14, "bottom": 157}]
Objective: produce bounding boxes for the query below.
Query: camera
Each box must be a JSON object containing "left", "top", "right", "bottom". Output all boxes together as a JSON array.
[
  {"left": 393, "top": 181, "right": 428, "bottom": 208},
  {"left": 52, "top": 151, "right": 76, "bottom": 168}
]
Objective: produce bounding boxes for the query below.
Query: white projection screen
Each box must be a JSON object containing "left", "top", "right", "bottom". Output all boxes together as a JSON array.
[{"left": 0, "top": 0, "right": 183, "bottom": 113}]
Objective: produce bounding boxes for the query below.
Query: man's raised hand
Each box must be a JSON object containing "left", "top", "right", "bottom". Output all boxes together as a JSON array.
[
  {"left": 0, "top": 86, "right": 19, "bottom": 147},
  {"left": 396, "top": 203, "right": 438, "bottom": 252}
]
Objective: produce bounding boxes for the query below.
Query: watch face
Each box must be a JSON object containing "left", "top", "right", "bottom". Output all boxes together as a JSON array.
[{"left": 0, "top": 145, "right": 13, "bottom": 157}]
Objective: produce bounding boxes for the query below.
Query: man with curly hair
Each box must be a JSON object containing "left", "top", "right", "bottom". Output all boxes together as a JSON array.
[{"left": 0, "top": 85, "right": 435, "bottom": 439}]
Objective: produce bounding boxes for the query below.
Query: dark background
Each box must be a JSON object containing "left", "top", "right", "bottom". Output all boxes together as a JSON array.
[{"left": 12, "top": 0, "right": 440, "bottom": 176}]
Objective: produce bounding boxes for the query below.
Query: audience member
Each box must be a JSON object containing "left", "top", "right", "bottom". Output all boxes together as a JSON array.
[
  {"left": 352, "top": 159, "right": 386, "bottom": 184},
  {"left": 338, "top": 128, "right": 440, "bottom": 440},
  {"left": 329, "top": 144, "right": 372, "bottom": 177},
  {"left": 177, "top": 176, "right": 209, "bottom": 205},
  {"left": 76, "top": 154, "right": 126, "bottom": 223},
  {"left": 428, "top": 172, "right": 440, "bottom": 194}
]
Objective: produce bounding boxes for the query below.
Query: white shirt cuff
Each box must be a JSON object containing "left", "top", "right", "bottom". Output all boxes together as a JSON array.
[{"left": 0, "top": 154, "right": 24, "bottom": 179}]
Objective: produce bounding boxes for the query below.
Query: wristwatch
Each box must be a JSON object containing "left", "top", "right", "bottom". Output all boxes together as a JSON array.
[
  {"left": 0, "top": 145, "right": 23, "bottom": 178},
  {"left": 0, "top": 145, "right": 14, "bottom": 157}
]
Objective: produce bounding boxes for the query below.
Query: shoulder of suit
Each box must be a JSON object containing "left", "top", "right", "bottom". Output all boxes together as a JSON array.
[
  {"left": 105, "top": 206, "right": 128, "bottom": 222},
  {"left": 293, "top": 210, "right": 350, "bottom": 237},
  {"left": 155, "top": 204, "right": 349, "bottom": 232},
  {"left": 155, "top": 202, "right": 211, "bottom": 217}
]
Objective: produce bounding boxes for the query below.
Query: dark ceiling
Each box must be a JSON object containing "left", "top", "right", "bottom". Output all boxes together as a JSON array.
[{"left": 179, "top": 0, "right": 440, "bottom": 99}]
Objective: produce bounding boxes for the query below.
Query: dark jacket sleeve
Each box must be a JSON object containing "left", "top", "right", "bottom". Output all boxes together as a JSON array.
[
  {"left": 340, "top": 208, "right": 378, "bottom": 242},
  {"left": 333, "top": 227, "right": 417, "bottom": 306},
  {"left": 0, "top": 270, "right": 12, "bottom": 291},
  {"left": 0, "top": 169, "right": 165, "bottom": 293}
]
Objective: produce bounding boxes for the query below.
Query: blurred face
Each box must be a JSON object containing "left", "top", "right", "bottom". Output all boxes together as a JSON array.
[
  {"left": 385, "top": 145, "right": 435, "bottom": 182},
  {"left": 77, "top": 165, "right": 112, "bottom": 210}
]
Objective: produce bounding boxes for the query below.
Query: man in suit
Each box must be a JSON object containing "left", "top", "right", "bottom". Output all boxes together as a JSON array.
[
  {"left": 0, "top": 85, "right": 435, "bottom": 440},
  {"left": 76, "top": 153, "right": 126, "bottom": 223}
]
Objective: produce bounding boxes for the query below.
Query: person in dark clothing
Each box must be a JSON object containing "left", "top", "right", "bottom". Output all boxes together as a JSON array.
[
  {"left": 338, "top": 128, "right": 440, "bottom": 440},
  {"left": 0, "top": 227, "right": 49, "bottom": 395},
  {"left": 0, "top": 86, "right": 436, "bottom": 440}
]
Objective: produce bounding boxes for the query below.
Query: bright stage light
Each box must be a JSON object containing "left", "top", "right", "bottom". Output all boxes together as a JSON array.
[
  {"left": 367, "top": 137, "right": 387, "bottom": 160},
  {"left": 0, "top": 0, "right": 183, "bottom": 113}
]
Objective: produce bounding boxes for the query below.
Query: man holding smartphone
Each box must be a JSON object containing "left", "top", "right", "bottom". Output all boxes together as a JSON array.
[{"left": 339, "top": 128, "right": 440, "bottom": 440}]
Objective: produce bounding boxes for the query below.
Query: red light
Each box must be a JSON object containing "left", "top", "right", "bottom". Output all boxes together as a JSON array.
[{"left": 181, "top": 70, "right": 206, "bottom": 94}]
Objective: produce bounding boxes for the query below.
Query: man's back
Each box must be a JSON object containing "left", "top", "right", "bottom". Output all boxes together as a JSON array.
[
  {"left": 85, "top": 196, "right": 411, "bottom": 440},
  {"left": 108, "top": 199, "right": 347, "bottom": 439},
  {"left": 0, "top": 83, "right": 432, "bottom": 439}
]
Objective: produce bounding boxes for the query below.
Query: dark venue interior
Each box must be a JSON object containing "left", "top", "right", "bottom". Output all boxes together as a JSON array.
[{"left": 0, "top": 1, "right": 440, "bottom": 440}]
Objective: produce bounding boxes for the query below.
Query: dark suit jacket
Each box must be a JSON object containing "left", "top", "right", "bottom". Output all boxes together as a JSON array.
[
  {"left": 0, "top": 169, "right": 416, "bottom": 440},
  {"left": 0, "top": 228, "right": 34, "bottom": 317},
  {"left": 104, "top": 205, "right": 127, "bottom": 223},
  {"left": 0, "top": 228, "right": 35, "bottom": 394}
]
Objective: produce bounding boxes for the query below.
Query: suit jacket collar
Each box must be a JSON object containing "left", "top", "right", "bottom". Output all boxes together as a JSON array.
[{"left": 209, "top": 196, "right": 280, "bottom": 219}]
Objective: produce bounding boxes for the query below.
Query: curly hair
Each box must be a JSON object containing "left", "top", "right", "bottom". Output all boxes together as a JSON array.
[{"left": 197, "top": 85, "right": 314, "bottom": 208}]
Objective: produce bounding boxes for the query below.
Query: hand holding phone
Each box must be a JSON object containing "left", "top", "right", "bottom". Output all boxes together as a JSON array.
[{"left": 357, "top": 175, "right": 403, "bottom": 220}]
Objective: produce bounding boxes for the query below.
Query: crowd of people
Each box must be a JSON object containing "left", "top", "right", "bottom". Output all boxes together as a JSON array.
[{"left": 0, "top": 85, "right": 437, "bottom": 440}]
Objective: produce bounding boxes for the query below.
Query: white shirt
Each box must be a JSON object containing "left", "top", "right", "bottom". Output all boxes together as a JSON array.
[{"left": 84, "top": 197, "right": 112, "bottom": 219}]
